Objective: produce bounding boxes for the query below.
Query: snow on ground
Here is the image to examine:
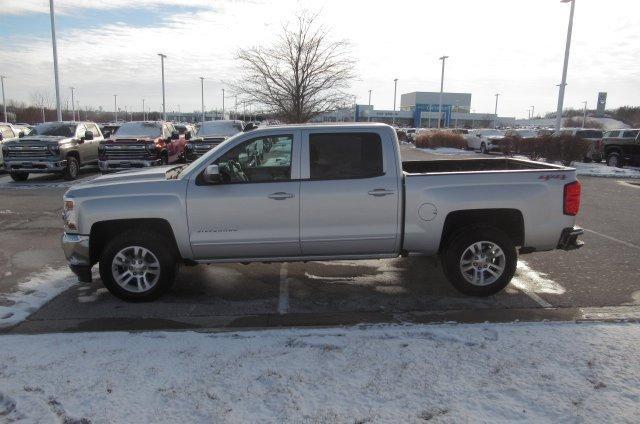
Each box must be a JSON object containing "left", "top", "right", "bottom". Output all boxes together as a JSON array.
[
  {"left": 0, "top": 268, "right": 77, "bottom": 328},
  {"left": 572, "top": 162, "right": 640, "bottom": 178},
  {"left": 417, "top": 147, "right": 471, "bottom": 155},
  {"left": 1, "top": 322, "right": 639, "bottom": 422}
]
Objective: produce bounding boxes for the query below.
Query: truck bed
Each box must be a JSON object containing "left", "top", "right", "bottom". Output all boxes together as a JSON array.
[{"left": 402, "top": 158, "right": 561, "bottom": 174}]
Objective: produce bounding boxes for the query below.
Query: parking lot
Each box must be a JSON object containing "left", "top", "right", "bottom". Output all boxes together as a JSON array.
[{"left": 1, "top": 146, "right": 640, "bottom": 333}]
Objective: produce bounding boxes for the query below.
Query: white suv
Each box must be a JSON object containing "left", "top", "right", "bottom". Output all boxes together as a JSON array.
[{"left": 465, "top": 129, "right": 505, "bottom": 153}]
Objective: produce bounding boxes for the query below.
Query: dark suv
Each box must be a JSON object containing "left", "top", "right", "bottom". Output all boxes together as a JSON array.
[
  {"left": 603, "top": 129, "right": 640, "bottom": 168},
  {"left": 2, "top": 121, "right": 102, "bottom": 181}
]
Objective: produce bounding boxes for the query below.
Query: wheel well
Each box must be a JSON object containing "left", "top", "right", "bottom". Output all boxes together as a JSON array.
[
  {"left": 604, "top": 145, "right": 621, "bottom": 155},
  {"left": 89, "top": 218, "right": 179, "bottom": 264},
  {"left": 439, "top": 209, "right": 524, "bottom": 252},
  {"left": 66, "top": 150, "right": 80, "bottom": 161}
]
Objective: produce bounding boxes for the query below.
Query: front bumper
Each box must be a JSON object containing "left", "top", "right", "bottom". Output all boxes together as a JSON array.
[
  {"left": 99, "top": 158, "right": 162, "bottom": 172},
  {"left": 4, "top": 159, "right": 67, "bottom": 173},
  {"left": 557, "top": 227, "right": 584, "bottom": 251},
  {"left": 62, "top": 233, "right": 92, "bottom": 282}
]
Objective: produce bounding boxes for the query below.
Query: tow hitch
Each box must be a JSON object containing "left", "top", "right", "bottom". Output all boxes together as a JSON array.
[{"left": 558, "top": 227, "right": 584, "bottom": 251}]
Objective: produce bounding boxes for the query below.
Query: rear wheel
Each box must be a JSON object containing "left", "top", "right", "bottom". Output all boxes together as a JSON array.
[
  {"left": 99, "top": 230, "right": 177, "bottom": 302},
  {"left": 63, "top": 156, "right": 79, "bottom": 180},
  {"left": 606, "top": 151, "right": 623, "bottom": 168},
  {"left": 10, "top": 172, "right": 29, "bottom": 182},
  {"left": 442, "top": 227, "right": 517, "bottom": 296}
]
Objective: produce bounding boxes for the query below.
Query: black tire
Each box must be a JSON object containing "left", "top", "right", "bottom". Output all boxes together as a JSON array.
[
  {"left": 10, "top": 172, "right": 29, "bottom": 182},
  {"left": 583, "top": 156, "right": 592, "bottom": 163},
  {"left": 442, "top": 226, "right": 517, "bottom": 297},
  {"left": 99, "top": 230, "right": 177, "bottom": 302},
  {"left": 161, "top": 152, "right": 169, "bottom": 165},
  {"left": 63, "top": 156, "right": 79, "bottom": 180},
  {"left": 606, "top": 151, "right": 623, "bottom": 168},
  {"left": 480, "top": 143, "right": 487, "bottom": 154}
]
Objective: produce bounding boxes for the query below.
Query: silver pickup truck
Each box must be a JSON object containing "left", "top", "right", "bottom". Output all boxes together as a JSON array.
[{"left": 62, "top": 123, "right": 583, "bottom": 301}]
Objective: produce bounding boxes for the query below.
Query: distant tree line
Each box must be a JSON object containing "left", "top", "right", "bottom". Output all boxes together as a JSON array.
[{"left": 544, "top": 106, "right": 640, "bottom": 127}]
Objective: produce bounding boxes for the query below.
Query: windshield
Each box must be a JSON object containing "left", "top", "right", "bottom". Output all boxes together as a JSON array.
[
  {"left": 480, "top": 130, "right": 503, "bottom": 136},
  {"left": 178, "top": 131, "right": 245, "bottom": 178},
  {"left": 30, "top": 123, "right": 77, "bottom": 137},
  {"left": 115, "top": 122, "right": 162, "bottom": 138},
  {"left": 196, "top": 121, "right": 243, "bottom": 137}
]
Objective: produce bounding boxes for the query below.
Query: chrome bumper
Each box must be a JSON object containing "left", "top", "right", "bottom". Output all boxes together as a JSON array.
[
  {"left": 4, "top": 159, "right": 67, "bottom": 173},
  {"left": 99, "top": 159, "right": 161, "bottom": 172},
  {"left": 62, "top": 233, "right": 92, "bottom": 282}
]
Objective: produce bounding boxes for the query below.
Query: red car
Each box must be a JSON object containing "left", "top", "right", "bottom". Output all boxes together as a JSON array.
[{"left": 98, "top": 121, "right": 186, "bottom": 173}]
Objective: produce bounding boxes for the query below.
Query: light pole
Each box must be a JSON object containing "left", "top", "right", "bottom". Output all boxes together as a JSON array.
[
  {"left": 368, "top": 89, "right": 372, "bottom": 106},
  {"left": 454, "top": 104, "right": 458, "bottom": 128},
  {"left": 438, "top": 55, "right": 448, "bottom": 129},
  {"left": 392, "top": 78, "right": 398, "bottom": 126},
  {"left": 113, "top": 94, "right": 118, "bottom": 122},
  {"left": 142, "top": 98, "right": 145, "bottom": 121},
  {"left": 582, "top": 101, "right": 587, "bottom": 128},
  {"left": 530, "top": 105, "right": 535, "bottom": 119},
  {"left": 199, "top": 77, "right": 205, "bottom": 122},
  {"left": 222, "top": 88, "right": 225, "bottom": 120},
  {"left": 49, "top": 0, "right": 62, "bottom": 121},
  {"left": 158, "top": 53, "right": 167, "bottom": 121},
  {"left": 0, "top": 75, "right": 6, "bottom": 123},
  {"left": 555, "top": 0, "right": 576, "bottom": 132},
  {"left": 494, "top": 93, "right": 500, "bottom": 128},
  {"left": 69, "top": 87, "right": 75, "bottom": 121}
]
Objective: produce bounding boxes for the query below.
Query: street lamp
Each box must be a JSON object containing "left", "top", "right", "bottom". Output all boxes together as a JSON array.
[
  {"left": 48, "top": 0, "right": 62, "bottom": 121},
  {"left": 582, "top": 101, "right": 587, "bottom": 128},
  {"left": 0, "top": 75, "right": 6, "bottom": 123},
  {"left": 530, "top": 105, "right": 535, "bottom": 119},
  {"left": 392, "top": 78, "right": 398, "bottom": 126},
  {"left": 222, "top": 88, "right": 225, "bottom": 119},
  {"left": 113, "top": 94, "right": 118, "bottom": 122},
  {"left": 199, "top": 77, "right": 205, "bottom": 122},
  {"left": 555, "top": 0, "right": 576, "bottom": 132},
  {"left": 142, "top": 98, "right": 145, "bottom": 121},
  {"left": 438, "top": 55, "right": 449, "bottom": 129},
  {"left": 69, "top": 87, "right": 75, "bottom": 121},
  {"left": 158, "top": 53, "right": 167, "bottom": 121},
  {"left": 494, "top": 93, "right": 500, "bottom": 128}
]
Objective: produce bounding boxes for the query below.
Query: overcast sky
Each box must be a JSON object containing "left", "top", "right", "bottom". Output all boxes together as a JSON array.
[{"left": 0, "top": 0, "right": 638, "bottom": 118}]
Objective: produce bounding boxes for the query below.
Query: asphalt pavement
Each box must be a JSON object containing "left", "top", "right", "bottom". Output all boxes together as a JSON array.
[{"left": 1, "top": 148, "right": 639, "bottom": 333}]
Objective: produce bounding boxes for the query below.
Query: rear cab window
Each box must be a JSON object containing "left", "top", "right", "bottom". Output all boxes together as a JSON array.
[{"left": 308, "top": 132, "right": 384, "bottom": 180}]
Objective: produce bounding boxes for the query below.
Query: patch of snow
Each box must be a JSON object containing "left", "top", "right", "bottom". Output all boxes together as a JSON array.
[
  {"left": 572, "top": 162, "right": 640, "bottom": 178},
  {"left": 0, "top": 267, "right": 77, "bottom": 328},
  {"left": 1, "top": 322, "right": 639, "bottom": 422},
  {"left": 417, "top": 147, "right": 473, "bottom": 155}
]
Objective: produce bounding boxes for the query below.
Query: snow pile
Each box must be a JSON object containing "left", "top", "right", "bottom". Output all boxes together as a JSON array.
[
  {"left": 572, "top": 162, "right": 640, "bottom": 178},
  {"left": 1, "top": 322, "right": 639, "bottom": 422},
  {"left": 0, "top": 267, "right": 77, "bottom": 328}
]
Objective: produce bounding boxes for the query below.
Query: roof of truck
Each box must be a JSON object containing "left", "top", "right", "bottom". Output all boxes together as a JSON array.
[{"left": 248, "top": 122, "right": 392, "bottom": 132}]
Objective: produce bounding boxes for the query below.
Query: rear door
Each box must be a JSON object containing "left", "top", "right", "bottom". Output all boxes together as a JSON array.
[{"left": 299, "top": 130, "right": 400, "bottom": 256}]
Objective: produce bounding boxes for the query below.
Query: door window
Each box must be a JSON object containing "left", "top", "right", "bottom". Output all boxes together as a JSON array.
[
  {"left": 623, "top": 130, "right": 639, "bottom": 138},
  {"left": 215, "top": 134, "right": 293, "bottom": 183},
  {"left": 75, "top": 125, "right": 86, "bottom": 138},
  {"left": 309, "top": 132, "right": 383, "bottom": 180},
  {"left": 0, "top": 125, "right": 15, "bottom": 139}
]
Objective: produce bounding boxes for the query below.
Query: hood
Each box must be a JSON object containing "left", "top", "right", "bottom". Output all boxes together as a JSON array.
[
  {"left": 192, "top": 135, "right": 227, "bottom": 143},
  {"left": 106, "top": 137, "right": 156, "bottom": 144},
  {"left": 3, "top": 135, "right": 69, "bottom": 146},
  {"left": 73, "top": 166, "right": 175, "bottom": 190}
]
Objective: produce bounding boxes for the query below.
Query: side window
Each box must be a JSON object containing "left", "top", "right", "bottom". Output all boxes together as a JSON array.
[
  {"left": 309, "top": 132, "right": 383, "bottom": 180},
  {"left": 606, "top": 131, "right": 619, "bottom": 138},
  {"left": 87, "top": 124, "right": 100, "bottom": 137},
  {"left": 623, "top": 130, "right": 639, "bottom": 138},
  {"left": 214, "top": 134, "right": 293, "bottom": 183},
  {"left": 76, "top": 125, "right": 86, "bottom": 138}
]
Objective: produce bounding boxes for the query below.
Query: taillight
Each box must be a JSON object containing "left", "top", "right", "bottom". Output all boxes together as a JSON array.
[{"left": 564, "top": 180, "right": 581, "bottom": 216}]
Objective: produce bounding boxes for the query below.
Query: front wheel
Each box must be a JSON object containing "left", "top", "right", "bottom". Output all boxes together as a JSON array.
[
  {"left": 99, "top": 230, "right": 177, "bottom": 301},
  {"left": 63, "top": 156, "right": 79, "bottom": 180},
  {"left": 442, "top": 227, "right": 517, "bottom": 296},
  {"left": 606, "top": 152, "right": 623, "bottom": 168}
]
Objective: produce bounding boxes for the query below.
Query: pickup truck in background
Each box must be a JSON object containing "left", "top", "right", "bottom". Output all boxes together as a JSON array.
[
  {"left": 62, "top": 123, "right": 583, "bottom": 301},
  {"left": 185, "top": 120, "right": 244, "bottom": 161},
  {"left": 98, "top": 121, "right": 186, "bottom": 173},
  {"left": 554, "top": 128, "right": 604, "bottom": 163},
  {"left": 602, "top": 128, "right": 640, "bottom": 167},
  {"left": 2, "top": 121, "right": 102, "bottom": 181}
]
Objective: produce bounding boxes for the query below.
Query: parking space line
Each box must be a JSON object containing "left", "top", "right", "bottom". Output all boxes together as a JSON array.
[
  {"left": 278, "top": 263, "right": 289, "bottom": 315},
  {"left": 584, "top": 228, "right": 640, "bottom": 250}
]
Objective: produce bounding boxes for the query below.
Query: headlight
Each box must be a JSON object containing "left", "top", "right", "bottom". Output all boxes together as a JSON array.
[
  {"left": 49, "top": 145, "right": 60, "bottom": 154},
  {"left": 146, "top": 143, "right": 156, "bottom": 150},
  {"left": 63, "top": 198, "right": 78, "bottom": 232}
]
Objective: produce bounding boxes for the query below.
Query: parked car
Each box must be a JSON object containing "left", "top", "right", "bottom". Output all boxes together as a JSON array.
[
  {"left": 62, "top": 123, "right": 583, "bottom": 301},
  {"left": 465, "top": 129, "right": 505, "bottom": 153},
  {"left": 185, "top": 120, "right": 244, "bottom": 161},
  {"left": 98, "top": 121, "right": 186, "bottom": 173},
  {"left": 405, "top": 128, "right": 417, "bottom": 142},
  {"left": 603, "top": 129, "right": 640, "bottom": 167},
  {"left": 2, "top": 121, "right": 102, "bottom": 181},
  {"left": 553, "top": 128, "right": 604, "bottom": 162},
  {"left": 0, "top": 122, "right": 23, "bottom": 171}
]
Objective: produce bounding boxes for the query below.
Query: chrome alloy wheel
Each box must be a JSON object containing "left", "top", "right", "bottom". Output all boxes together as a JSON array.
[
  {"left": 111, "top": 246, "right": 161, "bottom": 293},
  {"left": 459, "top": 241, "right": 506, "bottom": 286}
]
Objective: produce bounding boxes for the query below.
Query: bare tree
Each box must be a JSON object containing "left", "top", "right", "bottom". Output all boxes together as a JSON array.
[
  {"left": 234, "top": 13, "right": 356, "bottom": 123},
  {"left": 30, "top": 90, "right": 53, "bottom": 109}
]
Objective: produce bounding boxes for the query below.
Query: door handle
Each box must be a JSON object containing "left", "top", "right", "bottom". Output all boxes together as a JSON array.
[
  {"left": 268, "top": 192, "right": 295, "bottom": 200},
  {"left": 368, "top": 188, "right": 395, "bottom": 197}
]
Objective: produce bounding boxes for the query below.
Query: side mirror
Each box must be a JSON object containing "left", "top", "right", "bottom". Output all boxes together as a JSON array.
[
  {"left": 0, "top": 134, "right": 3, "bottom": 141},
  {"left": 18, "top": 131, "right": 25, "bottom": 138},
  {"left": 185, "top": 132, "right": 191, "bottom": 140},
  {"left": 84, "top": 130, "right": 94, "bottom": 141},
  {"left": 203, "top": 164, "right": 221, "bottom": 184},
  {"left": 171, "top": 131, "right": 179, "bottom": 140}
]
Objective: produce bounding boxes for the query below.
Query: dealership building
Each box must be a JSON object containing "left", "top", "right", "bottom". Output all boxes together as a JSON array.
[{"left": 313, "top": 91, "right": 515, "bottom": 128}]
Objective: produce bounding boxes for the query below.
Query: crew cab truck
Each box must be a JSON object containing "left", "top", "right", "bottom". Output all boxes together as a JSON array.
[
  {"left": 62, "top": 123, "right": 583, "bottom": 301},
  {"left": 603, "top": 129, "right": 640, "bottom": 167},
  {"left": 2, "top": 121, "right": 102, "bottom": 181},
  {"left": 98, "top": 121, "right": 186, "bottom": 173}
]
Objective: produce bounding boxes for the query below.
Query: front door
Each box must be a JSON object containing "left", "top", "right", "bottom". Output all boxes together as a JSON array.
[
  {"left": 187, "top": 132, "right": 301, "bottom": 259},
  {"left": 300, "top": 130, "right": 400, "bottom": 256}
]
